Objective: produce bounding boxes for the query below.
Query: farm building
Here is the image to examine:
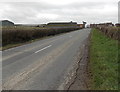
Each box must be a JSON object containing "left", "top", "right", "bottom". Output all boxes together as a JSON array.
[
  {"left": 1, "top": 20, "right": 14, "bottom": 26},
  {"left": 77, "top": 24, "right": 84, "bottom": 28},
  {"left": 98, "top": 22, "right": 114, "bottom": 27},
  {"left": 46, "top": 21, "right": 78, "bottom": 28},
  {"left": 90, "top": 22, "right": 114, "bottom": 28},
  {"left": 37, "top": 24, "right": 46, "bottom": 27},
  {"left": 105, "top": 22, "right": 114, "bottom": 26},
  {"left": 115, "top": 23, "right": 120, "bottom": 27},
  {"left": 90, "top": 24, "right": 97, "bottom": 28}
]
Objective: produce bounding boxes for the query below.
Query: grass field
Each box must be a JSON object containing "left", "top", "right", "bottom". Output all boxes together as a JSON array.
[{"left": 90, "top": 28, "right": 119, "bottom": 90}]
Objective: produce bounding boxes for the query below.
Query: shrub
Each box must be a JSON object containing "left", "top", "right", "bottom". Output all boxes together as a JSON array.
[{"left": 2, "top": 26, "right": 80, "bottom": 46}]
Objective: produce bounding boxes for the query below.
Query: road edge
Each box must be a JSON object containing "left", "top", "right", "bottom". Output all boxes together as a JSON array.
[{"left": 65, "top": 34, "right": 91, "bottom": 90}]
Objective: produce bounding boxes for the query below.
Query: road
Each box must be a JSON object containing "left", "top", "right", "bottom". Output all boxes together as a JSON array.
[{"left": 2, "top": 28, "right": 91, "bottom": 90}]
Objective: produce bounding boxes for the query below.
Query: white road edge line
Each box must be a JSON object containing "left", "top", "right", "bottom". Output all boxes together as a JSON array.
[{"left": 35, "top": 45, "right": 52, "bottom": 53}]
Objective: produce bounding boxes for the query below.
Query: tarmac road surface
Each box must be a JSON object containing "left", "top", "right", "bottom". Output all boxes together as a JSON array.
[{"left": 2, "top": 28, "right": 91, "bottom": 90}]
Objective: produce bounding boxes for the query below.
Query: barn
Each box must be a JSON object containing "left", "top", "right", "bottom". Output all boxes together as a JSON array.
[
  {"left": 46, "top": 21, "right": 78, "bottom": 28},
  {"left": 115, "top": 23, "right": 120, "bottom": 27},
  {"left": 1, "top": 20, "right": 14, "bottom": 26},
  {"left": 77, "top": 24, "right": 84, "bottom": 28}
]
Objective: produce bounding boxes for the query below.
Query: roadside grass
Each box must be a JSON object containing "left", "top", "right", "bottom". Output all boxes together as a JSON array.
[{"left": 90, "top": 28, "right": 119, "bottom": 90}]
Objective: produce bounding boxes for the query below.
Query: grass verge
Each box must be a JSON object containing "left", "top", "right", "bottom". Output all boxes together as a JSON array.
[{"left": 89, "top": 28, "right": 119, "bottom": 90}]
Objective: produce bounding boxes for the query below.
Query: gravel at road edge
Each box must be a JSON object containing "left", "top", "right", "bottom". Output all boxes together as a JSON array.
[{"left": 65, "top": 35, "right": 91, "bottom": 90}]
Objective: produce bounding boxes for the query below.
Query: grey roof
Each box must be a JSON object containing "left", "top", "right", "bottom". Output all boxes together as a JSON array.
[
  {"left": 47, "top": 21, "right": 77, "bottom": 25},
  {"left": 0, "top": 20, "right": 14, "bottom": 24}
]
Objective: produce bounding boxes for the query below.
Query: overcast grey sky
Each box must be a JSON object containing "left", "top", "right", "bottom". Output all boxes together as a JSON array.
[{"left": 0, "top": 0, "right": 119, "bottom": 24}]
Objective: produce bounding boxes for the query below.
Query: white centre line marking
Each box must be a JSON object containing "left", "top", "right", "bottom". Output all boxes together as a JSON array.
[{"left": 35, "top": 45, "right": 52, "bottom": 53}]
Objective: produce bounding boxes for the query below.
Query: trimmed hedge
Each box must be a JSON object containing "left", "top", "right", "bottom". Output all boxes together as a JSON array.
[
  {"left": 2, "top": 26, "right": 80, "bottom": 46},
  {"left": 95, "top": 26, "right": 120, "bottom": 41}
]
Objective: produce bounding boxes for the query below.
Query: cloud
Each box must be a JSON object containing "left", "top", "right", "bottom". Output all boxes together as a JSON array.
[{"left": 0, "top": 0, "right": 119, "bottom": 24}]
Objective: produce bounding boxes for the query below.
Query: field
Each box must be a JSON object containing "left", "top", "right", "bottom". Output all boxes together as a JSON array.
[
  {"left": 89, "top": 28, "right": 119, "bottom": 90},
  {"left": 2, "top": 26, "right": 80, "bottom": 49}
]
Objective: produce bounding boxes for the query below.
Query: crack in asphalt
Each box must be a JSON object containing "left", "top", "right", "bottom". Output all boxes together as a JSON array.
[
  {"left": 3, "top": 35, "right": 80, "bottom": 90},
  {"left": 67, "top": 46, "right": 84, "bottom": 91},
  {"left": 66, "top": 37, "right": 90, "bottom": 90}
]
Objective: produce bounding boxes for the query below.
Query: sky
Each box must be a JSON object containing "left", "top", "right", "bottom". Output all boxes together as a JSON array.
[{"left": 0, "top": 0, "right": 119, "bottom": 24}]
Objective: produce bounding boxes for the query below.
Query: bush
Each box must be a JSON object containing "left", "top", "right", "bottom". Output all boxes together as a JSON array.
[
  {"left": 95, "top": 26, "right": 119, "bottom": 40},
  {"left": 2, "top": 26, "right": 80, "bottom": 46}
]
